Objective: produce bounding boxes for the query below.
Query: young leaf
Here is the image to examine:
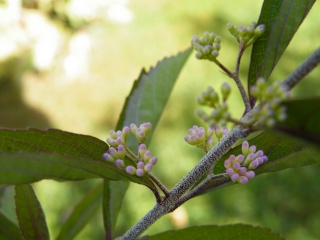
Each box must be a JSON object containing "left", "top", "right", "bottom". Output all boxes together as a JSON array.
[
  {"left": 56, "top": 184, "right": 103, "bottom": 240},
  {"left": 14, "top": 185, "right": 49, "bottom": 240},
  {"left": 141, "top": 224, "right": 284, "bottom": 240},
  {"left": 0, "top": 128, "right": 156, "bottom": 188},
  {"left": 0, "top": 211, "right": 23, "bottom": 240},
  {"left": 103, "top": 48, "right": 192, "bottom": 239},
  {"left": 248, "top": 0, "right": 316, "bottom": 99}
]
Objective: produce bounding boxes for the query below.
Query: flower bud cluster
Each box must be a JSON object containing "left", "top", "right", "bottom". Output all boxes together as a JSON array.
[
  {"left": 191, "top": 32, "right": 221, "bottom": 61},
  {"left": 250, "top": 78, "right": 290, "bottom": 127},
  {"left": 124, "top": 144, "right": 158, "bottom": 177},
  {"left": 224, "top": 141, "right": 268, "bottom": 184},
  {"left": 103, "top": 122, "right": 158, "bottom": 177},
  {"left": 184, "top": 125, "right": 228, "bottom": 151},
  {"left": 130, "top": 122, "right": 152, "bottom": 143},
  {"left": 195, "top": 83, "right": 231, "bottom": 127},
  {"left": 227, "top": 22, "right": 265, "bottom": 47},
  {"left": 106, "top": 126, "right": 130, "bottom": 147}
]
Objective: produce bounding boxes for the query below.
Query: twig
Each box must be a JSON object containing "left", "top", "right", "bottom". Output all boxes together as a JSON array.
[{"left": 148, "top": 172, "right": 170, "bottom": 198}]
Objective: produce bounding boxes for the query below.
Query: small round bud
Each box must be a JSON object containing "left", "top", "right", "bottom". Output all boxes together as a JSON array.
[
  {"left": 246, "top": 171, "right": 255, "bottom": 179},
  {"left": 103, "top": 153, "right": 114, "bottom": 162},
  {"left": 241, "top": 141, "right": 249, "bottom": 156},
  {"left": 136, "top": 169, "right": 145, "bottom": 177},
  {"left": 239, "top": 176, "right": 248, "bottom": 184},
  {"left": 125, "top": 166, "right": 136, "bottom": 175},
  {"left": 137, "top": 161, "right": 145, "bottom": 169},
  {"left": 231, "top": 173, "right": 239, "bottom": 181},
  {"left": 144, "top": 163, "right": 153, "bottom": 172},
  {"left": 115, "top": 159, "right": 125, "bottom": 169},
  {"left": 224, "top": 159, "right": 231, "bottom": 168},
  {"left": 226, "top": 168, "right": 234, "bottom": 176},
  {"left": 221, "top": 82, "right": 231, "bottom": 101},
  {"left": 149, "top": 156, "right": 158, "bottom": 165}
]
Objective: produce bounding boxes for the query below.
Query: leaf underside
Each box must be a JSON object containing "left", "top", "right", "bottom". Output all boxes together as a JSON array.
[{"left": 141, "top": 224, "right": 284, "bottom": 240}]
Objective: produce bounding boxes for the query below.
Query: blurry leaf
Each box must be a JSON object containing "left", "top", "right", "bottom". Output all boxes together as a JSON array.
[
  {"left": 141, "top": 224, "right": 284, "bottom": 240},
  {"left": 103, "top": 48, "right": 192, "bottom": 238},
  {"left": 0, "top": 211, "right": 23, "bottom": 240},
  {"left": 275, "top": 98, "right": 320, "bottom": 146},
  {"left": 0, "top": 152, "right": 155, "bottom": 187},
  {"left": 248, "top": 0, "right": 315, "bottom": 101},
  {"left": 0, "top": 128, "right": 155, "bottom": 187},
  {"left": 56, "top": 184, "right": 103, "bottom": 240},
  {"left": 14, "top": 185, "right": 49, "bottom": 240}
]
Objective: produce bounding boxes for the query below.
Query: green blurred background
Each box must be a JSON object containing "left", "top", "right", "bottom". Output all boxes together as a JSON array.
[{"left": 0, "top": 0, "right": 320, "bottom": 239}]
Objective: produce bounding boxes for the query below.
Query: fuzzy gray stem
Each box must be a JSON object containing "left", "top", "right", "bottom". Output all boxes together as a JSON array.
[
  {"left": 283, "top": 47, "right": 320, "bottom": 89},
  {"left": 119, "top": 126, "right": 248, "bottom": 239},
  {"left": 120, "top": 47, "right": 320, "bottom": 240}
]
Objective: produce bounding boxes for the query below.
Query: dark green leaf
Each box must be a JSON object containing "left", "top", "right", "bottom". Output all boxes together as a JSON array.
[
  {"left": 248, "top": 0, "right": 315, "bottom": 101},
  {"left": 0, "top": 210, "right": 23, "bottom": 240},
  {"left": 141, "top": 224, "right": 284, "bottom": 240},
  {"left": 103, "top": 48, "right": 192, "bottom": 239},
  {"left": 14, "top": 185, "right": 49, "bottom": 240},
  {"left": 275, "top": 98, "right": 320, "bottom": 146},
  {"left": 56, "top": 184, "right": 103, "bottom": 240},
  {"left": 0, "top": 128, "right": 155, "bottom": 187}
]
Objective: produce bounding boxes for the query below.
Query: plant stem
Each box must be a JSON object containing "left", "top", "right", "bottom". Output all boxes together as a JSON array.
[
  {"left": 119, "top": 47, "right": 320, "bottom": 240},
  {"left": 118, "top": 125, "right": 249, "bottom": 240},
  {"left": 148, "top": 172, "right": 170, "bottom": 197},
  {"left": 283, "top": 47, "right": 320, "bottom": 89}
]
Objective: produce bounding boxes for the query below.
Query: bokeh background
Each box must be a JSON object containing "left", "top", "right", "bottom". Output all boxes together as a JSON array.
[{"left": 1, "top": 0, "right": 320, "bottom": 239}]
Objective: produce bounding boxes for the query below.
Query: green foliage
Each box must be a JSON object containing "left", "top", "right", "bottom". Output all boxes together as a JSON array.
[
  {"left": 248, "top": 0, "right": 316, "bottom": 98},
  {"left": 103, "top": 48, "right": 192, "bottom": 239},
  {"left": 0, "top": 211, "right": 22, "bottom": 240},
  {"left": 0, "top": 1, "right": 319, "bottom": 239},
  {"left": 142, "top": 224, "right": 284, "bottom": 240},
  {"left": 14, "top": 185, "right": 49, "bottom": 240},
  {"left": 56, "top": 184, "right": 103, "bottom": 240}
]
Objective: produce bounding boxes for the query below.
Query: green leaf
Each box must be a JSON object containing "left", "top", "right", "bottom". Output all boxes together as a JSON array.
[
  {"left": 103, "top": 48, "right": 192, "bottom": 238},
  {"left": 14, "top": 185, "right": 49, "bottom": 240},
  {"left": 142, "top": 224, "right": 284, "bottom": 240},
  {"left": 248, "top": 0, "right": 315, "bottom": 99},
  {"left": 275, "top": 98, "right": 320, "bottom": 146},
  {"left": 0, "top": 128, "right": 155, "bottom": 187},
  {"left": 56, "top": 184, "right": 103, "bottom": 240},
  {"left": 0, "top": 210, "right": 23, "bottom": 240}
]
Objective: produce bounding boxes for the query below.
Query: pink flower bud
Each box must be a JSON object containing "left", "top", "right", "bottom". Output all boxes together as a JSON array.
[
  {"left": 246, "top": 171, "right": 255, "bottom": 179},
  {"left": 241, "top": 141, "right": 249, "bottom": 155},
  {"left": 149, "top": 157, "right": 158, "bottom": 165},
  {"left": 224, "top": 159, "right": 231, "bottom": 168},
  {"left": 136, "top": 169, "right": 145, "bottom": 176},
  {"left": 115, "top": 159, "right": 125, "bottom": 169},
  {"left": 137, "top": 161, "right": 145, "bottom": 169},
  {"left": 103, "top": 153, "right": 114, "bottom": 162},
  {"left": 231, "top": 173, "right": 239, "bottom": 181},
  {"left": 125, "top": 166, "right": 136, "bottom": 175},
  {"left": 239, "top": 176, "right": 248, "bottom": 184},
  {"left": 226, "top": 168, "right": 234, "bottom": 176},
  {"left": 238, "top": 167, "right": 247, "bottom": 175},
  {"left": 144, "top": 163, "right": 153, "bottom": 172}
]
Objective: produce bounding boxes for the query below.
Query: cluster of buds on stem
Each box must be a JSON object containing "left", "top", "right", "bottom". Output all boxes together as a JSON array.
[
  {"left": 227, "top": 21, "right": 265, "bottom": 48},
  {"left": 250, "top": 78, "right": 290, "bottom": 127},
  {"left": 191, "top": 32, "right": 221, "bottom": 61},
  {"left": 103, "top": 122, "right": 158, "bottom": 177},
  {"left": 184, "top": 125, "right": 228, "bottom": 152},
  {"left": 224, "top": 141, "right": 268, "bottom": 184},
  {"left": 195, "top": 82, "right": 231, "bottom": 127}
]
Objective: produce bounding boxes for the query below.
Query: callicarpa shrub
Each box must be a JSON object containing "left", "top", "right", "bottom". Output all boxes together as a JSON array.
[{"left": 0, "top": 1, "right": 319, "bottom": 240}]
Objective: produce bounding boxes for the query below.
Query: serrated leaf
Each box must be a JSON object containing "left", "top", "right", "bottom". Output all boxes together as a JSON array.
[
  {"left": 248, "top": 0, "right": 315, "bottom": 102},
  {"left": 56, "top": 184, "right": 103, "bottom": 240},
  {"left": 14, "top": 185, "right": 49, "bottom": 240},
  {"left": 0, "top": 210, "right": 23, "bottom": 240},
  {"left": 103, "top": 48, "right": 192, "bottom": 239},
  {"left": 141, "top": 224, "right": 284, "bottom": 240},
  {"left": 0, "top": 128, "right": 155, "bottom": 187}
]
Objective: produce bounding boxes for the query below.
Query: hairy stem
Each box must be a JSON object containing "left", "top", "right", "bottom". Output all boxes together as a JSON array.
[
  {"left": 148, "top": 172, "right": 170, "bottom": 197},
  {"left": 119, "top": 47, "right": 320, "bottom": 240},
  {"left": 283, "top": 47, "right": 320, "bottom": 89}
]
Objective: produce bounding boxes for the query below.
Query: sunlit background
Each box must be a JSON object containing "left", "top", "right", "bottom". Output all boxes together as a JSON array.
[{"left": 1, "top": 0, "right": 320, "bottom": 239}]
